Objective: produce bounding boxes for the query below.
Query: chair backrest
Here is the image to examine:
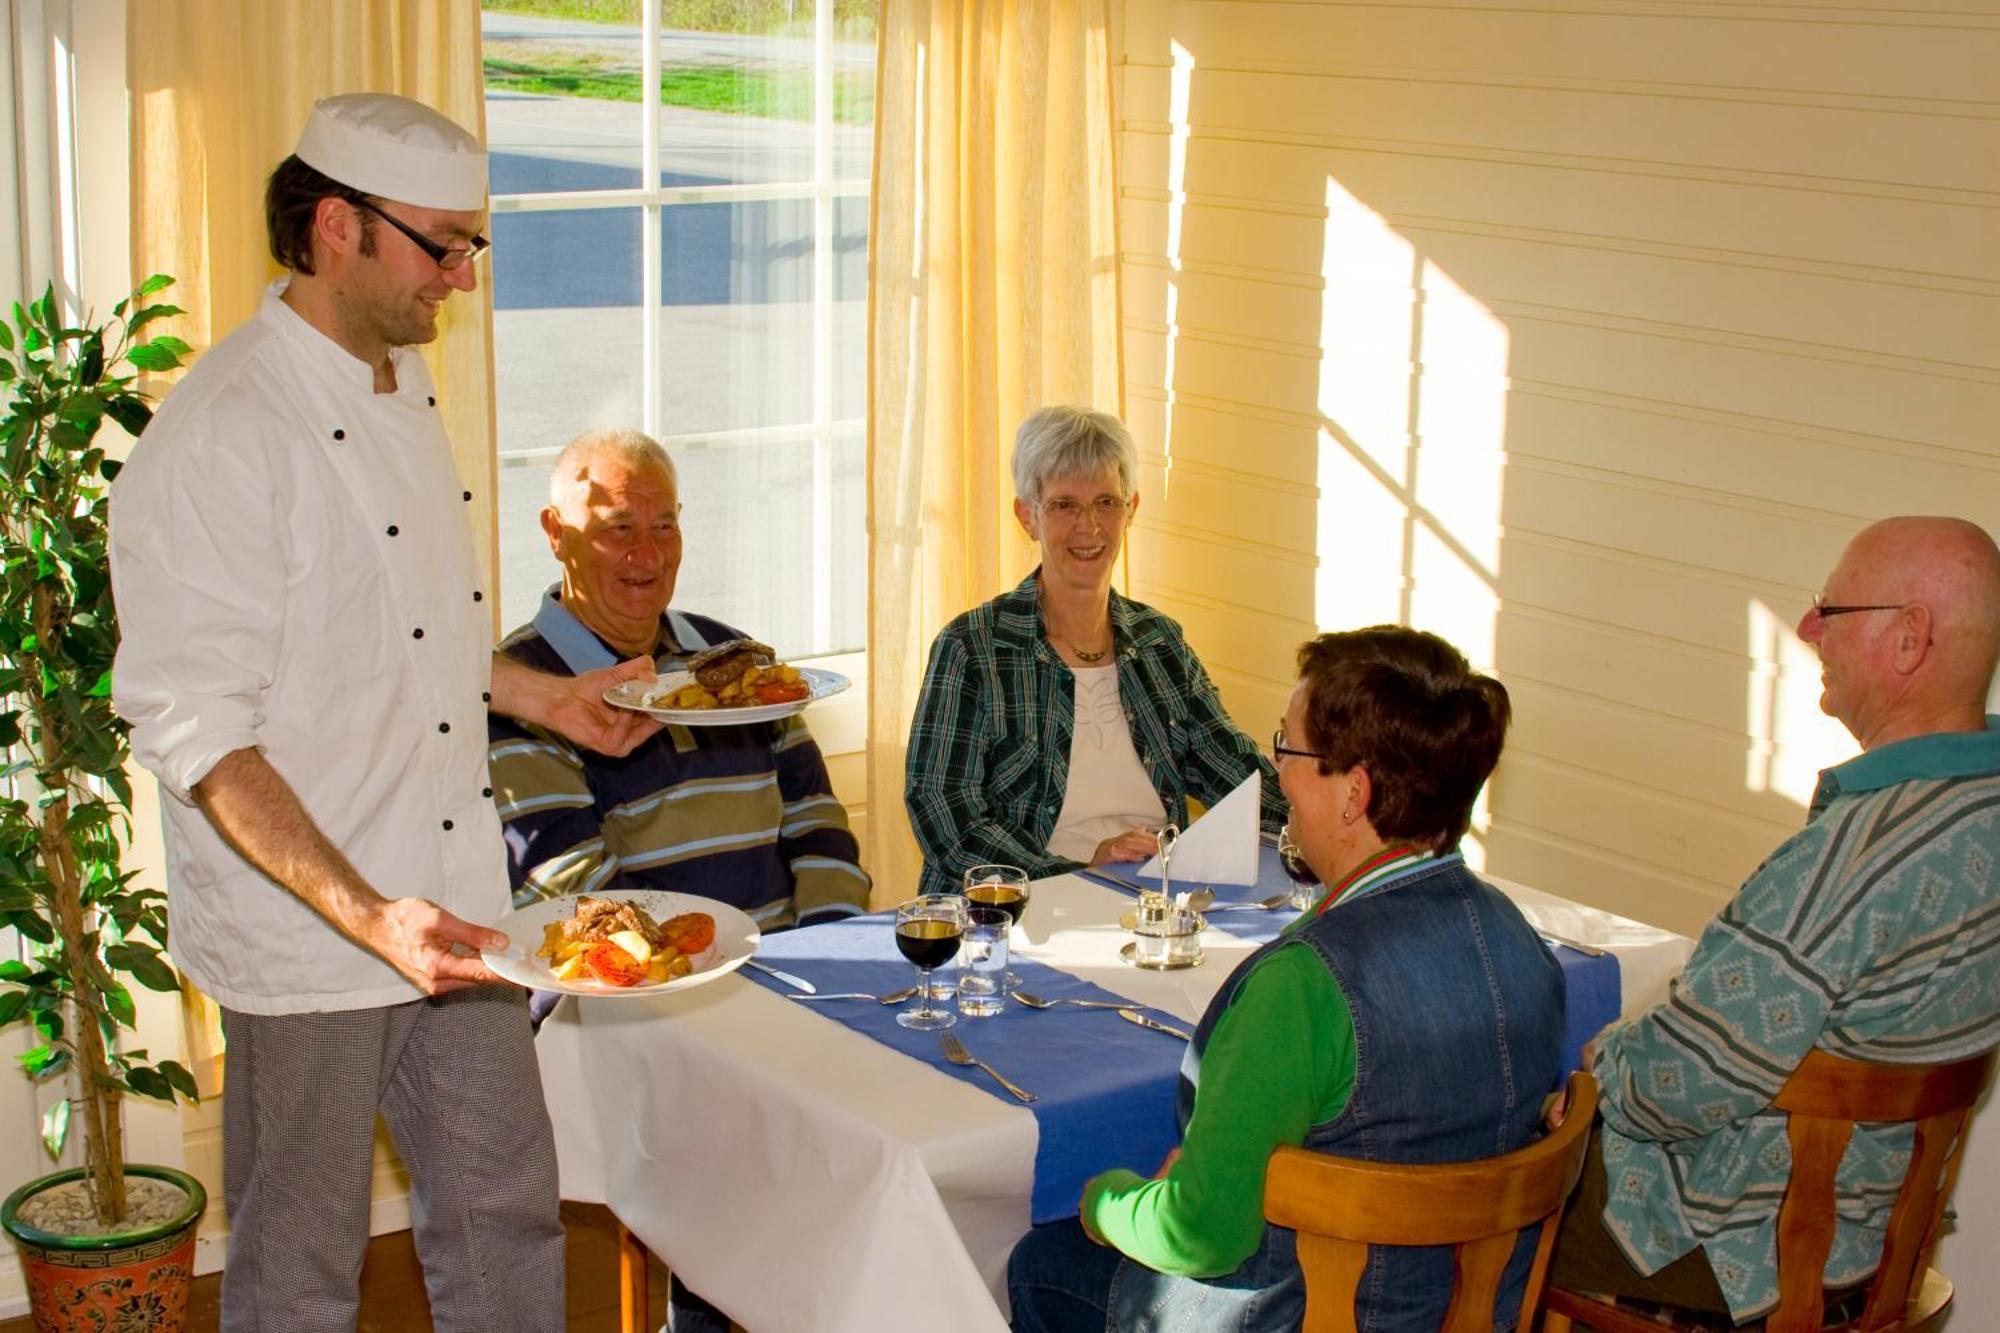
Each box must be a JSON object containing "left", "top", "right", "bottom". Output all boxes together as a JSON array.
[
  {"left": 1763, "top": 1047, "right": 1995, "bottom": 1333},
  {"left": 1263, "top": 1070, "right": 1597, "bottom": 1333}
]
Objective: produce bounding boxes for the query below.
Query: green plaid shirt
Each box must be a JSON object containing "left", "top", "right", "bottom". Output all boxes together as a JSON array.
[{"left": 905, "top": 570, "right": 1285, "bottom": 897}]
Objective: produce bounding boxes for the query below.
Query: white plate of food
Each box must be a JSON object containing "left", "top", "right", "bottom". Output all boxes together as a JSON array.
[
  {"left": 604, "top": 638, "right": 851, "bottom": 726},
  {"left": 484, "top": 891, "right": 761, "bottom": 998}
]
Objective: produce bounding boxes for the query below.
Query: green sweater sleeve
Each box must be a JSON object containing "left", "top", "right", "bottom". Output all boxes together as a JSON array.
[{"left": 1080, "top": 941, "right": 1356, "bottom": 1277}]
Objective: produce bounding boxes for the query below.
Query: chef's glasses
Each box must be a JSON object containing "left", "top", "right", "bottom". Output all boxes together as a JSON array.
[{"left": 355, "top": 199, "right": 490, "bottom": 271}]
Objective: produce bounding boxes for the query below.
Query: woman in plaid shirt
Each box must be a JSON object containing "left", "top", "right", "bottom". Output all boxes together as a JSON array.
[{"left": 904, "top": 407, "right": 1284, "bottom": 897}]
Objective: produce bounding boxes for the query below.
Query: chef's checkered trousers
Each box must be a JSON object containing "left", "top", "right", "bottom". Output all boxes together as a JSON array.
[{"left": 218, "top": 986, "right": 565, "bottom": 1332}]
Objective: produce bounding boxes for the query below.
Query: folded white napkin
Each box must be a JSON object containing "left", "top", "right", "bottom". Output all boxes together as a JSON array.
[{"left": 1137, "top": 773, "right": 1260, "bottom": 886}]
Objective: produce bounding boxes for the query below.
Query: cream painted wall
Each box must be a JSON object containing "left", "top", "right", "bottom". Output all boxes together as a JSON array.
[{"left": 1114, "top": 0, "right": 2000, "bottom": 1316}]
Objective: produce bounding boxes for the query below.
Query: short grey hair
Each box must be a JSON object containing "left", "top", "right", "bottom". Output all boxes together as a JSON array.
[
  {"left": 547, "top": 427, "right": 677, "bottom": 514},
  {"left": 1011, "top": 406, "right": 1136, "bottom": 503}
]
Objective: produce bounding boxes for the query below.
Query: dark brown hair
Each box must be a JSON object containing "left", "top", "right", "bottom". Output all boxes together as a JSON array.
[
  {"left": 1295, "top": 627, "right": 1511, "bottom": 852},
  {"left": 264, "top": 155, "right": 375, "bottom": 275}
]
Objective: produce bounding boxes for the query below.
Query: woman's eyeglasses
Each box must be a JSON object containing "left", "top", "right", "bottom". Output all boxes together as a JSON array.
[
  {"left": 1038, "top": 495, "right": 1132, "bottom": 526},
  {"left": 1271, "top": 727, "right": 1325, "bottom": 762}
]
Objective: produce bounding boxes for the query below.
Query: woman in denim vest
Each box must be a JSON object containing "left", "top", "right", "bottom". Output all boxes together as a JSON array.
[{"left": 1007, "top": 627, "right": 1565, "bottom": 1332}]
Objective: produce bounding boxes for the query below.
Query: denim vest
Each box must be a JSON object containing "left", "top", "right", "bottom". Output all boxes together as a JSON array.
[{"left": 1106, "top": 858, "right": 1565, "bottom": 1333}]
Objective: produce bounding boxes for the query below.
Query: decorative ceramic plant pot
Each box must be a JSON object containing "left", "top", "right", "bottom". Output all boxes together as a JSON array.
[{"left": 0, "top": 1165, "right": 207, "bottom": 1333}]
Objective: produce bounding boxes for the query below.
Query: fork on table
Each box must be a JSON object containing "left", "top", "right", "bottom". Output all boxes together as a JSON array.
[{"left": 939, "top": 1033, "right": 1037, "bottom": 1103}]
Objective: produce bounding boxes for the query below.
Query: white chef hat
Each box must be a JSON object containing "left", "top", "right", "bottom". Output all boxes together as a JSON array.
[{"left": 293, "top": 92, "right": 487, "bottom": 212}]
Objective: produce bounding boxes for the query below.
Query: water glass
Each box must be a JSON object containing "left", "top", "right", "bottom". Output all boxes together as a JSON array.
[{"left": 957, "top": 907, "right": 1010, "bottom": 1018}]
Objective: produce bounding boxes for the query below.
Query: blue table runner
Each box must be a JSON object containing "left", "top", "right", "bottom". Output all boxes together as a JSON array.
[
  {"left": 745, "top": 914, "right": 1185, "bottom": 1223},
  {"left": 747, "top": 873, "right": 1622, "bottom": 1221}
]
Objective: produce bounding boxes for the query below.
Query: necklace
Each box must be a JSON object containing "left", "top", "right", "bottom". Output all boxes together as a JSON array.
[{"left": 1038, "top": 585, "right": 1113, "bottom": 664}]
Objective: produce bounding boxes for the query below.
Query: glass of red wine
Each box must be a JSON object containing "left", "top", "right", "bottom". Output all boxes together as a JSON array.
[
  {"left": 895, "top": 894, "right": 968, "bottom": 1031},
  {"left": 963, "top": 864, "right": 1030, "bottom": 989}
]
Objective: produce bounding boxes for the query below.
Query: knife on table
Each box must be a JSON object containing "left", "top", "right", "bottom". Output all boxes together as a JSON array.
[
  {"left": 1118, "top": 1008, "right": 1191, "bottom": 1041},
  {"left": 744, "top": 959, "right": 815, "bottom": 993}
]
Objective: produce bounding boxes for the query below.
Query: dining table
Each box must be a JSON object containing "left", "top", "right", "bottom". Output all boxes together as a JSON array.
[{"left": 533, "top": 858, "right": 1692, "bottom": 1333}]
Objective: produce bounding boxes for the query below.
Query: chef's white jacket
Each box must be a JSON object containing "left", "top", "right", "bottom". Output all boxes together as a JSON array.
[{"left": 111, "top": 281, "right": 503, "bottom": 1014}]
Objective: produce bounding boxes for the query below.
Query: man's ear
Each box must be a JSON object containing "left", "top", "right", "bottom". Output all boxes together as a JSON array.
[
  {"left": 313, "top": 196, "right": 366, "bottom": 263},
  {"left": 1892, "top": 604, "right": 1934, "bottom": 676},
  {"left": 539, "top": 505, "right": 565, "bottom": 558}
]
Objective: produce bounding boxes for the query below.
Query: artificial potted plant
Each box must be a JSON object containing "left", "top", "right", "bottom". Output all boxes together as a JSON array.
[{"left": 0, "top": 278, "right": 206, "bottom": 1330}]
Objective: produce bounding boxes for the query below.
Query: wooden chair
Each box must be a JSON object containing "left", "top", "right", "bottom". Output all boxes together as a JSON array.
[
  {"left": 1542, "top": 1048, "right": 1996, "bottom": 1333},
  {"left": 1264, "top": 1070, "right": 1598, "bottom": 1333}
]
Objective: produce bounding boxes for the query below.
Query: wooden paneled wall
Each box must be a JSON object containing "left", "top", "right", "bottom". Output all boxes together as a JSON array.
[{"left": 1114, "top": 0, "right": 2000, "bottom": 938}]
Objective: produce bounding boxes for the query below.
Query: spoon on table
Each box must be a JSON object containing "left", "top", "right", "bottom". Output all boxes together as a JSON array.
[
  {"left": 1202, "top": 892, "right": 1293, "bottom": 913},
  {"left": 789, "top": 986, "right": 921, "bottom": 1005},
  {"left": 1011, "top": 990, "right": 1141, "bottom": 1012}
]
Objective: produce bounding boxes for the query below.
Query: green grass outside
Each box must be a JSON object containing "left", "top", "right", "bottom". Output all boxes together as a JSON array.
[
  {"left": 481, "top": 0, "right": 877, "bottom": 36},
  {"left": 484, "top": 55, "right": 873, "bottom": 123}
]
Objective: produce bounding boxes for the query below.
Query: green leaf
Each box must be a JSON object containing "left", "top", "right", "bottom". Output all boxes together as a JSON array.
[
  {"left": 86, "top": 670, "right": 111, "bottom": 699},
  {"left": 124, "top": 1067, "right": 174, "bottom": 1103},
  {"left": 0, "top": 319, "right": 12, "bottom": 350},
  {"left": 127, "top": 303, "right": 184, "bottom": 332},
  {"left": 0, "top": 992, "right": 27, "bottom": 1027},
  {"left": 0, "top": 357, "right": 13, "bottom": 383},
  {"left": 135, "top": 273, "right": 174, "bottom": 299},
  {"left": 104, "top": 943, "right": 179, "bottom": 993},
  {"left": 125, "top": 343, "right": 183, "bottom": 373},
  {"left": 77, "top": 335, "right": 103, "bottom": 386},
  {"left": 101, "top": 981, "right": 134, "bottom": 1028},
  {"left": 157, "top": 1060, "right": 200, "bottom": 1102},
  {"left": 39, "top": 1098, "right": 69, "bottom": 1160},
  {"left": 17, "top": 1043, "right": 60, "bottom": 1077},
  {"left": 104, "top": 394, "right": 152, "bottom": 439}
]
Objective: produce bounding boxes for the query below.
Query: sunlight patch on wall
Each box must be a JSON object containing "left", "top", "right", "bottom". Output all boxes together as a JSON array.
[
  {"left": 1744, "top": 598, "right": 1849, "bottom": 806},
  {"left": 1313, "top": 177, "right": 1507, "bottom": 675},
  {"left": 1314, "top": 176, "right": 1414, "bottom": 631},
  {"left": 1155, "top": 39, "right": 1195, "bottom": 507},
  {"left": 1408, "top": 259, "right": 1506, "bottom": 667}
]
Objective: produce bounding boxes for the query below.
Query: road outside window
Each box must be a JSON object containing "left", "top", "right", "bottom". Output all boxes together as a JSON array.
[{"left": 483, "top": 1, "right": 874, "bottom": 659}]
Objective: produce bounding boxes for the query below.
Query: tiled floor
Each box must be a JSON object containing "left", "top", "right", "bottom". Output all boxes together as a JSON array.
[{"left": 0, "top": 1202, "right": 671, "bottom": 1333}]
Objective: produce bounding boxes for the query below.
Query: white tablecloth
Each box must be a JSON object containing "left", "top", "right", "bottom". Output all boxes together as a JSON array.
[{"left": 534, "top": 872, "right": 1690, "bottom": 1333}]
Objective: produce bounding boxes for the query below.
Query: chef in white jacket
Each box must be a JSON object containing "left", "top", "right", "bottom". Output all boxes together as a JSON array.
[{"left": 110, "top": 93, "right": 649, "bottom": 1333}]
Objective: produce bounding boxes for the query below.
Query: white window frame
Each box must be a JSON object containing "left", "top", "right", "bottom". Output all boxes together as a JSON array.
[{"left": 487, "top": 0, "right": 869, "bottom": 656}]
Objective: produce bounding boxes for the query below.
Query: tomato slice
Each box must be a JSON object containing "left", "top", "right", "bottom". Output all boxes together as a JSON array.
[
  {"left": 583, "top": 941, "right": 648, "bottom": 987},
  {"left": 661, "top": 912, "right": 716, "bottom": 956},
  {"left": 755, "top": 679, "right": 811, "bottom": 705}
]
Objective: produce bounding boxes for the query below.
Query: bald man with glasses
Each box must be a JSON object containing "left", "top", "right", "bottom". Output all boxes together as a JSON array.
[{"left": 1547, "top": 516, "right": 2000, "bottom": 1324}]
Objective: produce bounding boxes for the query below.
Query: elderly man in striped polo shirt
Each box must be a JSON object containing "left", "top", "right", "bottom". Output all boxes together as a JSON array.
[
  {"left": 1549, "top": 515, "right": 2000, "bottom": 1323},
  {"left": 486, "top": 426, "right": 869, "bottom": 1332},
  {"left": 487, "top": 427, "right": 869, "bottom": 930}
]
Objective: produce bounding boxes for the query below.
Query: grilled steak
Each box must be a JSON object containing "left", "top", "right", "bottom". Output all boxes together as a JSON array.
[{"left": 688, "top": 638, "right": 775, "bottom": 691}]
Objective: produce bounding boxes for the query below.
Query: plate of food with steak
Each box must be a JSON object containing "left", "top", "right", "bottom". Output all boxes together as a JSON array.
[{"left": 603, "top": 637, "right": 851, "bottom": 725}]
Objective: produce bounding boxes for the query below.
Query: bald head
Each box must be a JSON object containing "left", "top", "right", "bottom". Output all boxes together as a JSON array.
[{"left": 1801, "top": 516, "right": 2000, "bottom": 747}]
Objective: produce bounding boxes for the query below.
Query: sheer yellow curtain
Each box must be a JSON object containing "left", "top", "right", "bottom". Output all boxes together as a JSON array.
[
  {"left": 866, "top": 0, "right": 1123, "bottom": 898},
  {"left": 126, "top": 0, "right": 497, "bottom": 598}
]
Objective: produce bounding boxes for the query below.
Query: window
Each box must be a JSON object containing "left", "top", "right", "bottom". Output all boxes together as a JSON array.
[{"left": 482, "top": 1, "right": 875, "bottom": 658}]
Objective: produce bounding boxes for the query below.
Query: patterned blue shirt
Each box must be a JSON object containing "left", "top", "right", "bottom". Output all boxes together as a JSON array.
[{"left": 1591, "top": 717, "right": 2000, "bottom": 1319}]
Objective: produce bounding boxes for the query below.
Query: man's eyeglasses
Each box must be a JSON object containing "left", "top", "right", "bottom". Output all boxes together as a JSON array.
[
  {"left": 354, "top": 198, "right": 489, "bottom": 271},
  {"left": 1272, "top": 727, "right": 1325, "bottom": 763},
  {"left": 1039, "top": 495, "right": 1132, "bottom": 526},
  {"left": 1810, "top": 595, "right": 1907, "bottom": 621}
]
